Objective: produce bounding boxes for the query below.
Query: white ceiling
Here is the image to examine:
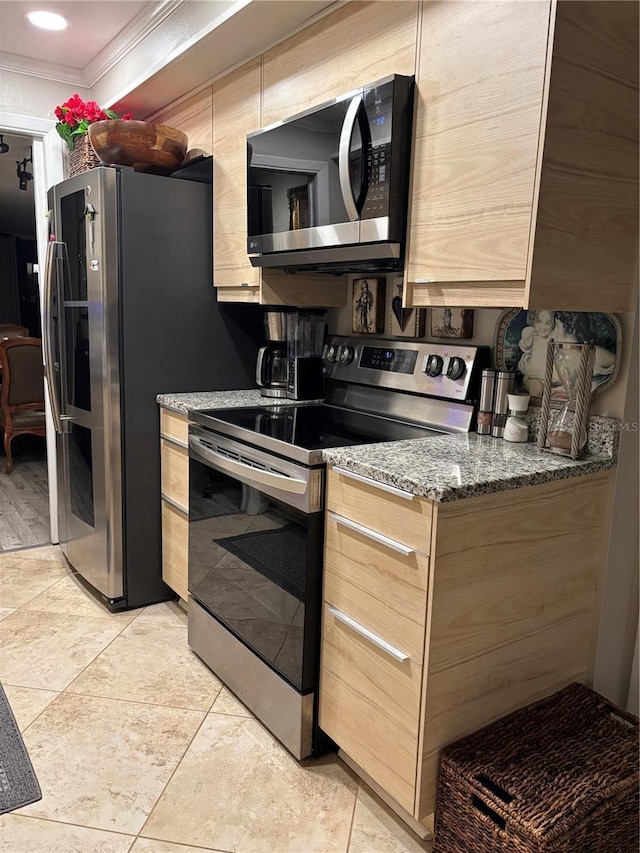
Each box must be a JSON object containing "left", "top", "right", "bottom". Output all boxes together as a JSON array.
[{"left": 0, "top": 1, "right": 158, "bottom": 83}]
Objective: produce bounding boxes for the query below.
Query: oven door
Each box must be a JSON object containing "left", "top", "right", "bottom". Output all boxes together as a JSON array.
[{"left": 188, "top": 428, "right": 324, "bottom": 693}]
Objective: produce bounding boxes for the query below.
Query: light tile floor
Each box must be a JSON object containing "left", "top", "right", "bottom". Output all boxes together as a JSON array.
[{"left": 0, "top": 545, "right": 433, "bottom": 853}]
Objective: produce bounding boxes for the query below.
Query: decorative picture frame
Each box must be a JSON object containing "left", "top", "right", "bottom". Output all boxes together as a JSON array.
[
  {"left": 385, "top": 278, "right": 426, "bottom": 338},
  {"left": 494, "top": 308, "right": 622, "bottom": 403},
  {"left": 352, "top": 278, "right": 385, "bottom": 335},
  {"left": 430, "top": 308, "right": 474, "bottom": 339}
]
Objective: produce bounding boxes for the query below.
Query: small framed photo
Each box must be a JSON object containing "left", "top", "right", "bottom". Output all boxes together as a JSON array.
[
  {"left": 385, "top": 278, "right": 426, "bottom": 338},
  {"left": 430, "top": 308, "right": 474, "bottom": 339},
  {"left": 352, "top": 278, "right": 385, "bottom": 334}
]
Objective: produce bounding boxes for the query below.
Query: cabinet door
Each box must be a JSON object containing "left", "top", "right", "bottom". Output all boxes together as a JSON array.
[
  {"left": 212, "top": 58, "right": 261, "bottom": 294},
  {"left": 319, "top": 603, "right": 423, "bottom": 814},
  {"left": 161, "top": 501, "right": 188, "bottom": 601},
  {"left": 406, "top": 1, "right": 551, "bottom": 299},
  {"left": 262, "top": 1, "right": 419, "bottom": 127},
  {"left": 152, "top": 88, "right": 213, "bottom": 159}
]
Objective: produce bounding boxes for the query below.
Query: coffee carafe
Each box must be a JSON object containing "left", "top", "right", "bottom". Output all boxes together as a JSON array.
[
  {"left": 256, "top": 309, "right": 288, "bottom": 398},
  {"left": 286, "top": 310, "right": 326, "bottom": 400}
]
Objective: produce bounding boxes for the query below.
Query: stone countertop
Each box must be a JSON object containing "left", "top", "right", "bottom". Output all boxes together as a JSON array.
[
  {"left": 157, "top": 389, "right": 275, "bottom": 414},
  {"left": 158, "top": 390, "right": 618, "bottom": 502},
  {"left": 322, "top": 431, "right": 618, "bottom": 503}
]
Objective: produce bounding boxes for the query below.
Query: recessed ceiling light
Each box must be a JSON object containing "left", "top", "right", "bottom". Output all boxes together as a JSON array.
[{"left": 25, "top": 10, "right": 68, "bottom": 31}]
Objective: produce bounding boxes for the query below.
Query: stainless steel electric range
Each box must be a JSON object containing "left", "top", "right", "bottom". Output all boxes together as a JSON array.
[{"left": 187, "top": 336, "right": 489, "bottom": 759}]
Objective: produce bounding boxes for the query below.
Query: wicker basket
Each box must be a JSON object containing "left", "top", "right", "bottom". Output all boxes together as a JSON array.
[
  {"left": 67, "top": 133, "right": 101, "bottom": 178},
  {"left": 433, "top": 683, "right": 639, "bottom": 853}
]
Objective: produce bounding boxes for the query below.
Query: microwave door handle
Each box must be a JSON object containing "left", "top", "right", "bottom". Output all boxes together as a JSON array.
[
  {"left": 354, "top": 100, "right": 371, "bottom": 213},
  {"left": 339, "top": 95, "right": 362, "bottom": 222},
  {"left": 43, "top": 240, "right": 64, "bottom": 434}
]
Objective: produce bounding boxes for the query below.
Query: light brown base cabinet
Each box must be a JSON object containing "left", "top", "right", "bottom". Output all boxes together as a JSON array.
[
  {"left": 319, "top": 465, "right": 611, "bottom": 829},
  {"left": 159, "top": 408, "right": 189, "bottom": 601}
]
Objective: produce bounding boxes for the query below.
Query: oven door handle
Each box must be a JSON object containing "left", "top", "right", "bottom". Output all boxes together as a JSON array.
[{"left": 189, "top": 436, "right": 308, "bottom": 495}]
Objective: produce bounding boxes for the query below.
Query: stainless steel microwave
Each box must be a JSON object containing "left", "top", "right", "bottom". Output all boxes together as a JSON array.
[{"left": 247, "top": 74, "right": 414, "bottom": 274}]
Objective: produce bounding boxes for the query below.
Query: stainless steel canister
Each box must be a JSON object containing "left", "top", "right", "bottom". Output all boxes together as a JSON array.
[
  {"left": 477, "top": 368, "right": 496, "bottom": 435},
  {"left": 491, "top": 371, "right": 515, "bottom": 438}
]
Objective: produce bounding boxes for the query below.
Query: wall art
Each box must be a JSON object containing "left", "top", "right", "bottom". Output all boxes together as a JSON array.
[
  {"left": 352, "top": 277, "right": 385, "bottom": 335},
  {"left": 430, "top": 308, "right": 474, "bottom": 339},
  {"left": 385, "top": 278, "right": 426, "bottom": 338},
  {"left": 494, "top": 308, "right": 622, "bottom": 402}
]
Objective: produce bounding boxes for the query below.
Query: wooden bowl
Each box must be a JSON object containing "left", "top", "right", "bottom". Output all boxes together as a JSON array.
[{"left": 88, "top": 120, "right": 188, "bottom": 175}]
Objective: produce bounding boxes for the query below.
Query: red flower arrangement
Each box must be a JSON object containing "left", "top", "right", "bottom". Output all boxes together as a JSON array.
[{"left": 54, "top": 94, "right": 132, "bottom": 151}]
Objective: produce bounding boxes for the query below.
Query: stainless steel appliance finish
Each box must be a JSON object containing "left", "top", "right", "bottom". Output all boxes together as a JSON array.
[
  {"left": 45, "top": 166, "right": 261, "bottom": 609},
  {"left": 189, "top": 595, "right": 314, "bottom": 759},
  {"left": 188, "top": 335, "right": 488, "bottom": 757},
  {"left": 247, "top": 75, "right": 414, "bottom": 273}
]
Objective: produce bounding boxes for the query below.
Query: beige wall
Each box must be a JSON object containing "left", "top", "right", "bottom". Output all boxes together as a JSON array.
[{"left": 0, "top": 69, "right": 91, "bottom": 121}]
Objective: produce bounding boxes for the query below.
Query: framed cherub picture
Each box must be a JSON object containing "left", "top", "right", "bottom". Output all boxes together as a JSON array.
[
  {"left": 495, "top": 308, "right": 622, "bottom": 401},
  {"left": 352, "top": 278, "right": 385, "bottom": 334}
]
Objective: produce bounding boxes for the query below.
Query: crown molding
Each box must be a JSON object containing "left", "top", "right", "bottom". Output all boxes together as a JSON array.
[
  {"left": 83, "top": 0, "right": 186, "bottom": 88},
  {"left": 0, "top": 51, "right": 86, "bottom": 87},
  {"left": 0, "top": 1, "right": 184, "bottom": 90}
]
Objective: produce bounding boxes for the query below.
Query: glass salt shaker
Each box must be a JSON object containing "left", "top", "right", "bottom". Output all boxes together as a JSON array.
[{"left": 503, "top": 393, "right": 530, "bottom": 443}]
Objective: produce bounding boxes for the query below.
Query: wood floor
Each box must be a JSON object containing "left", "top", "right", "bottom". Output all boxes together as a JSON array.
[{"left": 0, "top": 435, "right": 51, "bottom": 552}]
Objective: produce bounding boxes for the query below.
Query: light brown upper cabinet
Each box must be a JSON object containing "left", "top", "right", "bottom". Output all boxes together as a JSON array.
[
  {"left": 262, "top": 0, "right": 420, "bottom": 126},
  {"left": 152, "top": 88, "right": 213, "bottom": 160},
  {"left": 212, "top": 58, "right": 262, "bottom": 301},
  {"left": 406, "top": 0, "right": 639, "bottom": 312}
]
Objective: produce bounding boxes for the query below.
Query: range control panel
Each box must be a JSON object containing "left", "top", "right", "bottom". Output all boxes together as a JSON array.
[{"left": 322, "top": 336, "right": 490, "bottom": 403}]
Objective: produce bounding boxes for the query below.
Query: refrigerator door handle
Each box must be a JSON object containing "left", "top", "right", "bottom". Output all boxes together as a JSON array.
[{"left": 43, "top": 239, "right": 65, "bottom": 434}]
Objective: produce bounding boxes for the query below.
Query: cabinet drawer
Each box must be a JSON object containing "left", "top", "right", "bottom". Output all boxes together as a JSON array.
[
  {"left": 319, "top": 603, "right": 422, "bottom": 814},
  {"left": 326, "top": 467, "right": 432, "bottom": 554},
  {"left": 160, "top": 408, "right": 189, "bottom": 446},
  {"left": 161, "top": 438, "right": 189, "bottom": 512},
  {"left": 161, "top": 500, "right": 188, "bottom": 601},
  {"left": 324, "top": 512, "right": 429, "bottom": 663}
]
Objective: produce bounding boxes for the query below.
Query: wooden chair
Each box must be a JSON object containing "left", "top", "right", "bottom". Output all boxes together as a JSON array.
[
  {"left": 0, "top": 338, "right": 46, "bottom": 474},
  {"left": 0, "top": 324, "right": 29, "bottom": 341}
]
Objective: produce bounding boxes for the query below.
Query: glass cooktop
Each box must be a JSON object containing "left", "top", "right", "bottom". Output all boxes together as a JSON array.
[{"left": 191, "top": 404, "right": 442, "bottom": 465}]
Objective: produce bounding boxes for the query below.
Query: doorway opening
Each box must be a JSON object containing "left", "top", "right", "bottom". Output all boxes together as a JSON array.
[{"left": 0, "top": 130, "right": 49, "bottom": 550}]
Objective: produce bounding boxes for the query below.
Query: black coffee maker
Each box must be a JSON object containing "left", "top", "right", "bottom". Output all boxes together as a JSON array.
[{"left": 256, "top": 309, "right": 288, "bottom": 398}]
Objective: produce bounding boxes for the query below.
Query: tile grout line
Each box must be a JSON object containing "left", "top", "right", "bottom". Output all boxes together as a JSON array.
[
  {"left": 344, "top": 780, "right": 360, "bottom": 853},
  {"left": 4, "top": 811, "right": 136, "bottom": 842}
]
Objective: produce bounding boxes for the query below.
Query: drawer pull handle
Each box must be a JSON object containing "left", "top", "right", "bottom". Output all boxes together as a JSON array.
[
  {"left": 330, "top": 512, "right": 415, "bottom": 557},
  {"left": 333, "top": 467, "right": 414, "bottom": 500},
  {"left": 161, "top": 494, "right": 188, "bottom": 515},
  {"left": 161, "top": 434, "right": 189, "bottom": 450},
  {"left": 328, "top": 605, "right": 410, "bottom": 662}
]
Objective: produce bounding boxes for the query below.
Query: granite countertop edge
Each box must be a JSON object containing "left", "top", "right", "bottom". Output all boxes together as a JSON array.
[{"left": 321, "top": 448, "right": 616, "bottom": 502}]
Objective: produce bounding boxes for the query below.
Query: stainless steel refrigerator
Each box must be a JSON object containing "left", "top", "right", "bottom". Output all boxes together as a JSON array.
[{"left": 44, "top": 165, "right": 261, "bottom": 610}]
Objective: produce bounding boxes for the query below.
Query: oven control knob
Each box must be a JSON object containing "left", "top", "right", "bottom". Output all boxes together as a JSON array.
[
  {"left": 339, "top": 346, "right": 354, "bottom": 365},
  {"left": 424, "top": 354, "right": 444, "bottom": 377},
  {"left": 447, "top": 356, "right": 467, "bottom": 381},
  {"left": 325, "top": 344, "right": 338, "bottom": 363}
]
